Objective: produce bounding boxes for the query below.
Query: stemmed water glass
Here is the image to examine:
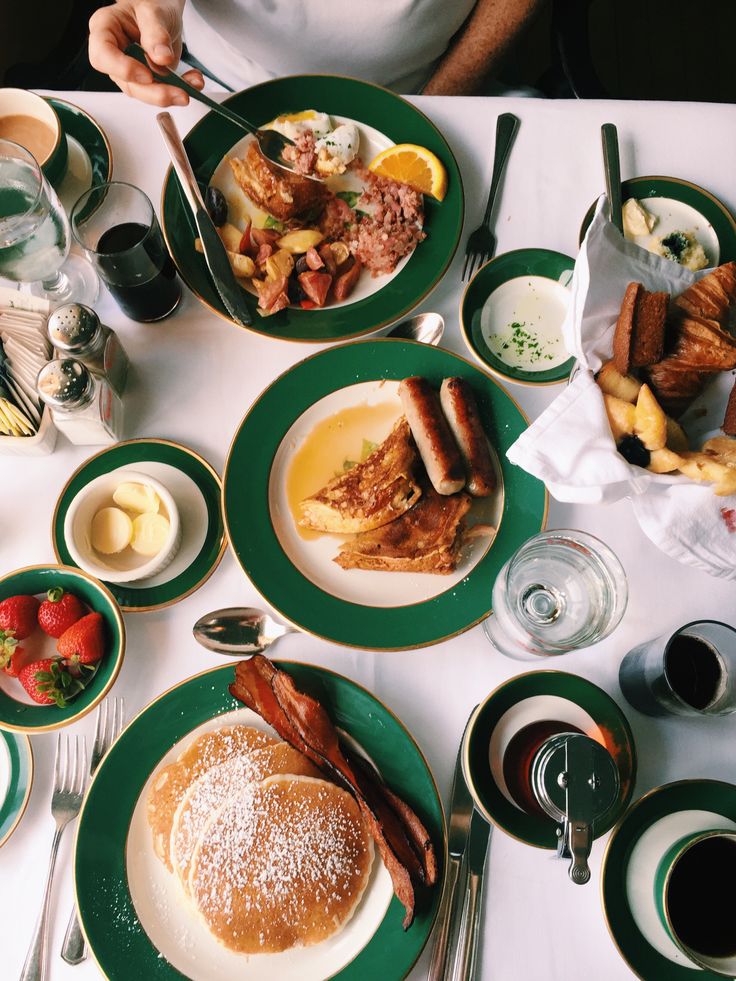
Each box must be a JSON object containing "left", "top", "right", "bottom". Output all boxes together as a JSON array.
[{"left": 0, "top": 138, "right": 98, "bottom": 305}]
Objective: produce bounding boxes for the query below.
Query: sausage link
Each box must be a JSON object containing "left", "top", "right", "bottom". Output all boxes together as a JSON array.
[
  {"left": 439, "top": 377, "right": 496, "bottom": 497},
  {"left": 399, "top": 377, "right": 465, "bottom": 495}
]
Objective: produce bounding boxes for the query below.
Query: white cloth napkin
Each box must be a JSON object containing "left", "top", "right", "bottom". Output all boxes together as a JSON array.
[{"left": 507, "top": 199, "right": 736, "bottom": 579}]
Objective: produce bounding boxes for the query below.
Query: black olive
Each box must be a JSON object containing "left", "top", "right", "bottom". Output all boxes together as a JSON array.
[
  {"left": 617, "top": 434, "right": 650, "bottom": 467},
  {"left": 205, "top": 186, "right": 228, "bottom": 227},
  {"left": 294, "top": 255, "right": 309, "bottom": 275},
  {"left": 287, "top": 273, "right": 306, "bottom": 304}
]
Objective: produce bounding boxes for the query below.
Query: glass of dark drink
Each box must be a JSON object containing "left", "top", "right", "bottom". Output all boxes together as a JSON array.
[
  {"left": 619, "top": 620, "right": 736, "bottom": 716},
  {"left": 70, "top": 181, "right": 181, "bottom": 322}
]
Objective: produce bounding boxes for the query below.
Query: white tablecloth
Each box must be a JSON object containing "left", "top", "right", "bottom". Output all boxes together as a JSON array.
[{"left": 3, "top": 91, "right": 736, "bottom": 981}]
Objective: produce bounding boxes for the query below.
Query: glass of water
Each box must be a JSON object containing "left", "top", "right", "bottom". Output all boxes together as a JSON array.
[
  {"left": 484, "top": 529, "right": 628, "bottom": 659},
  {"left": 0, "top": 139, "right": 98, "bottom": 304}
]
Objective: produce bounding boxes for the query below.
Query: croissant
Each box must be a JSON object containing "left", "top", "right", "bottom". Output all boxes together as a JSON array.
[{"left": 644, "top": 263, "right": 736, "bottom": 415}]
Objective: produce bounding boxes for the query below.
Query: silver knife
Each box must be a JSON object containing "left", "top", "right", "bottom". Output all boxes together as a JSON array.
[
  {"left": 601, "top": 123, "right": 623, "bottom": 235},
  {"left": 156, "top": 112, "right": 252, "bottom": 327},
  {"left": 428, "top": 724, "right": 474, "bottom": 981},
  {"left": 451, "top": 808, "right": 492, "bottom": 981}
]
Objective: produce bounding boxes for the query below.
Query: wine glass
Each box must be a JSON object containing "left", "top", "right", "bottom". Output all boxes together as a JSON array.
[
  {"left": 483, "top": 529, "right": 628, "bottom": 659},
  {"left": 0, "top": 138, "right": 98, "bottom": 305}
]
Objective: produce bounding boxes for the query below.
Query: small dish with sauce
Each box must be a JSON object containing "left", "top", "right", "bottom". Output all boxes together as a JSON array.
[
  {"left": 460, "top": 248, "right": 575, "bottom": 386},
  {"left": 64, "top": 469, "right": 181, "bottom": 584},
  {"left": 0, "top": 88, "right": 68, "bottom": 188}
]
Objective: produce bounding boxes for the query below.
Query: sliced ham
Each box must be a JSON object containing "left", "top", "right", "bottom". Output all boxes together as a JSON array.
[
  {"left": 333, "top": 257, "right": 362, "bottom": 301},
  {"left": 251, "top": 227, "right": 281, "bottom": 248},
  {"left": 305, "top": 246, "right": 324, "bottom": 270},
  {"left": 298, "top": 270, "right": 332, "bottom": 307},
  {"left": 257, "top": 274, "right": 287, "bottom": 310}
]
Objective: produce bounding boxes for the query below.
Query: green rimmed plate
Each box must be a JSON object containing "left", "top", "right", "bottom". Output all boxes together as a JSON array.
[
  {"left": 74, "top": 662, "right": 445, "bottom": 980},
  {"left": 0, "top": 565, "right": 125, "bottom": 733},
  {"left": 0, "top": 729, "right": 33, "bottom": 846},
  {"left": 602, "top": 780, "right": 736, "bottom": 980},
  {"left": 160, "top": 74, "right": 464, "bottom": 342},
  {"left": 48, "top": 98, "right": 113, "bottom": 215},
  {"left": 463, "top": 671, "right": 636, "bottom": 848},
  {"left": 460, "top": 249, "right": 575, "bottom": 386},
  {"left": 52, "top": 439, "right": 225, "bottom": 613},
  {"left": 223, "top": 339, "right": 547, "bottom": 650},
  {"left": 579, "top": 176, "right": 736, "bottom": 264}
]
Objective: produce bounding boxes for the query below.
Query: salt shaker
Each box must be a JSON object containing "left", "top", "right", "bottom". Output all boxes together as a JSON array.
[
  {"left": 47, "top": 303, "right": 129, "bottom": 396},
  {"left": 36, "top": 359, "right": 124, "bottom": 446}
]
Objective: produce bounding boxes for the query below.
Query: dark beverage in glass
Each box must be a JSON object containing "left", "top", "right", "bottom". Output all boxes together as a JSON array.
[
  {"left": 71, "top": 182, "right": 181, "bottom": 322},
  {"left": 619, "top": 620, "right": 736, "bottom": 717},
  {"left": 667, "top": 835, "right": 736, "bottom": 959}
]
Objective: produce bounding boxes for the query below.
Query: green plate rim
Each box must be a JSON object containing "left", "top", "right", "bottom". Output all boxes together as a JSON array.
[
  {"left": 51, "top": 439, "right": 226, "bottom": 613},
  {"left": 222, "top": 338, "right": 548, "bottom": 651},
  {"left": 0, "top": 730, "right": 33, "bottom": 846},
  {"left": 0, "top": 564, "right": 125, "bottom": 733},
  {"left": 160, "top": 73, "right": 464, "bottom": 342},
  {"left": 48, "top": 97, "right": 113, "bottom": 191},
  {"left": 459, "top": 248, "right": 576, "bottom": 386},
  {"left": 462, "top": 670, "right": 637, "bottom": 848},
  {"left": 601, "top": 779, "right": 736, "bottom": 980},
  {"left": 74, "top": 661, "right": 447, "bottom": 981},
  {"left": 579, "top": 176, "right": 736, "bottom": 262}
]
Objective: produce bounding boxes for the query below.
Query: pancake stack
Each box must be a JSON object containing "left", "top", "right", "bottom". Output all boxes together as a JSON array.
[{"left": 147, "top": 724, "right": 374, "bottom": 954}]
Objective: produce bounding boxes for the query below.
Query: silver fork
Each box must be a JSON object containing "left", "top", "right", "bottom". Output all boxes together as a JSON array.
[
  {"left": 61, "top": 697, "right": 125, "bottom": 965},
  {"left": 461, "top": 113, "right": 520, "bottom": 282},
  {"left": 20, "top": 734, "right": 87, "bottom": 981}
]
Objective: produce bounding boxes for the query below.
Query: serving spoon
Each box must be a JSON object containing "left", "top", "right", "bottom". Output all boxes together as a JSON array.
[
  {"left": 386, "top": 311, "right": 444, "bottom": 345},
  {"left": 193, "top": 607, "right": 295, "bottom": 655},
  {"left": 125, "top": 43, "right": 320, "bottom": 180}
]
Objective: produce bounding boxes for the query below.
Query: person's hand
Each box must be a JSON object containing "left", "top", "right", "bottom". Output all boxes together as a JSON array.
[{"left": 89, "top": 0, "right": 205, "bottom": 107}]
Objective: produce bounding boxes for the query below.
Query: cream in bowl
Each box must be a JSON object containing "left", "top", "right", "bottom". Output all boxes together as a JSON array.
[
  {"left": 64, "top": 470, "right": 181, "bottom": 584},
  {"left": 0, "top": 88, "right": 67, "bottom": 187}
]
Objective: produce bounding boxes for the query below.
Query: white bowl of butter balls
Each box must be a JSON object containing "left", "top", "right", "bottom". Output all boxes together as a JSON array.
[{"left": 64, "top": 470, "right": 182, "bottom": 584}]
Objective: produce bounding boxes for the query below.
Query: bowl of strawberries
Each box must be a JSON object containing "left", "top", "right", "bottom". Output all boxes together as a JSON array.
[{"left": 0, "top": 565, "right": 125, "bottom": 732}]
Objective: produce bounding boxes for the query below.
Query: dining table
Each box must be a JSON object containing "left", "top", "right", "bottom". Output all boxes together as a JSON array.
[{"left": 2, "top": 88, "right": 736, "bottom": 981}]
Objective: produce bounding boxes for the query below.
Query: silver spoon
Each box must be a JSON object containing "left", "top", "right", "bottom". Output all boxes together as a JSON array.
[
  {"left": 125, "top": 43, "right": 320, "bottom": 181},
  {"left": 193, "top": 607, "right": 295, "bottom": 655},
  {"left": 387, "top": 311, "right": 444, "bottom": 345}
]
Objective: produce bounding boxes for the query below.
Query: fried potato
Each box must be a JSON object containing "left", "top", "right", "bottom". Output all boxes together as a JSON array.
[
  {"left": 276, "top": 229, "right": 324, "bottom": 253},
  {"left": 218, "top": 223, "right": 244, "bottom": 253},
  {"left": 665, "top": 416, "right": 689, "bottom": 454},
  {"left": 194, "top": 239, "right": 255, "bottom": 278},
  {"left": 596, "top": 360, "right": 642, "bottom": 403},
  {"left": 647, "top": 448, "right": 683, "bottom": 474},
  {"left": 603, "top": 395, "right": 636, "bottom": 442},
  {"left": 634, "top": 384, "right": 667, "bottom": 451}
]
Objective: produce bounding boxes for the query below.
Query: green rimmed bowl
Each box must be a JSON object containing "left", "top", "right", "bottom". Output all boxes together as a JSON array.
[
  {"left": 160, "top": 74, "right": 464, "bottom": 342},
  {"left": 222, "top": 338, "right": 548, "bottom": 650},
  {"left": 460, "top": 249, "right": 575, "bottom": 386},
  {"left": 0, "top": 565, "right": 125, "bottom": 734},
  {"left": 50, "top": 97, "right": 113, "bottom": 214},
  {"left": 462, "top": 670, "right": 636, "bottom": 848},
  {"left": 579, "top": 176, "right": 736, "bottom": 263},
  {"left": 74, "top": 662, "right": 445, "bottom": 981},
  {"left": 52, "top": 439, "right": 226, "bottom": 613},
  {"left": 0, "top": 729, "right": 33, "bottom": 846},
  {"left": 602, "top": 780, "right": 736, "bottom": 981}
]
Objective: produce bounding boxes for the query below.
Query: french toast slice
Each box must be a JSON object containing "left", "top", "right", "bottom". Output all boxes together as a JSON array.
[
  {"left": 334, "top": 483, "right": 471, "bottom": 574},
  {"left": 298, "top": 418, "right": 422, "bottom": 534}
]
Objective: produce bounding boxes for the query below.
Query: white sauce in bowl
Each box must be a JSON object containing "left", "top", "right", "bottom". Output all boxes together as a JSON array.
[{"left": 480, "top": 275, "right": 570, "bottom": 371}]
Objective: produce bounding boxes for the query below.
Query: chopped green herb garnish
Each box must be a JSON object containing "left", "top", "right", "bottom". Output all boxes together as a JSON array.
[
  {"left": 336, "top": 190, "right": 361, "bottom": 209},
  {"left": 264, "top": 215, "right": 286, "bottom": 232}
]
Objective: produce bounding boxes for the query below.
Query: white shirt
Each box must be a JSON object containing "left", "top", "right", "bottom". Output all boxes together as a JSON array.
[{"left": 183, "top": 0, "right": 477, "bottom": 94}]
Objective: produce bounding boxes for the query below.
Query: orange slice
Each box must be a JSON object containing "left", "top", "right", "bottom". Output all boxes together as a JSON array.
[{"left": 368, "top": 144, "right": 448, "bottom": 201}]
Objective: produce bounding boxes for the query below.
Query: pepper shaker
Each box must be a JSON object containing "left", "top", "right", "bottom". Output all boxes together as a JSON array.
[
  {"left": 47, "top": 303, "right": 129, "bottom": 397},
  {"left": 36, "top": 359, "right": 124, "bottom": 446}
]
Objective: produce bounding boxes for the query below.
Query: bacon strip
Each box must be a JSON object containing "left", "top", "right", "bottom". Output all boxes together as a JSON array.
[{"left": 229, "top": 655, "right": 437, "bottom": 928}]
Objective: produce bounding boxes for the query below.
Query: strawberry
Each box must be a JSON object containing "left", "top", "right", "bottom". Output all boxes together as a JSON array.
[
  {"left": 0, "top": 594, "right": 40, "bottom": 640},
  {"left": 3, "top": 645, "right": 25, "bottom": 677},
  {"left": 38, "top": 588, "right": 86, "bottom": 638},
  {"left": 57, "top": 612, "right": 105, "bottom": 667},
  {"left": 18, "top": 657, "right": 96, "bottom": 707}
]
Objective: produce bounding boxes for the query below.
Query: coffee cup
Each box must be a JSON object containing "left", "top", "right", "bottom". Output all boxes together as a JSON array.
[
  {"left": 654, "top": 828, "right": 736, "bottom": 975},
  {"left": 0, "top": 88, "right": 67, "bottom": 187}
]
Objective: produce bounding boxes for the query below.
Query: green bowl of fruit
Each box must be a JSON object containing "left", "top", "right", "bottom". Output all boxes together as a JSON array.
[{"left": 0, "top": 565, "right": 125, "bottom": 733}]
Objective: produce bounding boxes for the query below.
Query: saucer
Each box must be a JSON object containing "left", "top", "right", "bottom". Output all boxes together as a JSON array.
[
  {"left": 460, "top": 249, "right": 575, "bottom": 387},
  {"left": 0, "top": 730, "right": 33, "bottom": 846},
  {"left": 463, "top": 670, "right": 636, "bottom": 848},
  {"left": 48, "top": 98, "right": 113, "bottom": 214},
  {"left": 602, "top": 779, "right": 736, "bottom": 980},
  {"left": 52, "top": 439, "right": 226, "bottom": 612}
]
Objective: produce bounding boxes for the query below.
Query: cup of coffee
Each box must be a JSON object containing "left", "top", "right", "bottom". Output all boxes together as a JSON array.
[
  {"left": 619, "top": 620, "right": 736, "bottom": 717},
  {"left": 0, "top": 88, "right": 67, "bottom": 187},
  {"left": 654, "top": 829, "right": 736, "bottom": 975}
]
